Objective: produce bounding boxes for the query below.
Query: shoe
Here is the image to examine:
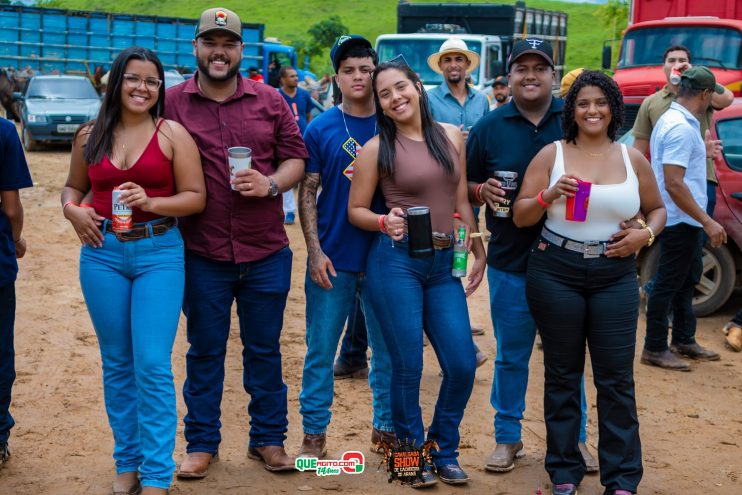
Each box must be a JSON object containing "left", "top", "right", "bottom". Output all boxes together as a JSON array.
[
  {"left": 298, "top": 433, "right": 327, "bottom": 459},
  {"left": 436, "top": 463, "right": 469, "bottom": 484},
  {"left": 176, "top": 452, "right": 216, "bottom": 479},
  {"left": 604, "top": 491, "right": 634, "bottom": 495},
  {"left": 411, "top": 466, "right": 438, "bottom": 488},
  {"left": 670, "top": 342, "right": 720, "bottom": 361},
  {"left": 247, "top": 445, "right": 296, "bottom": 472},
  {"left": 0, "top": 442, "right": 8, "bottom": 469},
  {"left": 552, "top": 483, "right": 578, "bottom": 495},
  {"left": 475, "top": 350, "right": 488, "bottom": 368},
  {"left": 111, "top": 472, "right": 142, "bottom": 495},
  {"left": 579, "top": 442, "right": 598, "bottom": 473},
  {"left": 370, "top": 427, "right": 397, "bottom": 453},
  {"left": 724, "top": 323, "right": 742, "bottom": 352},
  {"left": 111, "top": 483, "right": 142, "bottom": 495},
  {"left": 484, "top": 441, "right": 524, "bottom": 472},
  {"left": 284, "top": 212, "right": 295, "bottom": 225},
  {"left": 333, "top": 360, "right": 369, "bottom": 379},
  {"left": 640, "top": 349, "right": 690, "bottom": 371},
  {"left": 471, "top": 325, "right": 485, "bottom": 336}
]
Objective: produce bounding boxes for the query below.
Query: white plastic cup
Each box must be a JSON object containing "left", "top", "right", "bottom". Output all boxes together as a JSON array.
[{"left": 228, "top": 146, "right": 252, "bottom": 191}]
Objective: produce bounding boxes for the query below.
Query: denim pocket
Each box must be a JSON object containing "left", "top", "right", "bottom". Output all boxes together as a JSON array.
[{"left": 151, "top": 228, "right": 184, "bottom": 249}]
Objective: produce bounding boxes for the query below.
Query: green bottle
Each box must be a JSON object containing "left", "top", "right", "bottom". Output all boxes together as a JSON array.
[{"left": 452, "top": 225, "right": 468, "bottom": 278}]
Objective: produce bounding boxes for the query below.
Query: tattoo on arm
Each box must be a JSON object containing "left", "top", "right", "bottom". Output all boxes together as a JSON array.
[{"left": 299, "top": 172, "right": 322, "bottom": 259}]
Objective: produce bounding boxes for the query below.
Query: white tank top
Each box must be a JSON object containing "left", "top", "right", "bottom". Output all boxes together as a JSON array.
[{"left": 544, "top": 141, "right": 640, "bottom": 242}]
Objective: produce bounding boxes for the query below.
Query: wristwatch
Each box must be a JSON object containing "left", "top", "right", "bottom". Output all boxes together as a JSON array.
[{"left": 267, "top": 177, "right": 279, "bottom": 198}]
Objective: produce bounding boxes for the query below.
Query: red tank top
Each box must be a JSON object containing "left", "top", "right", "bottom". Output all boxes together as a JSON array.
[{"left": 89, "top": 119, "right": 175, "bottom": 223}]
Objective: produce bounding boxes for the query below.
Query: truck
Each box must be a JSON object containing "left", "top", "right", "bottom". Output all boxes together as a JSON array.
[
  {"left": 602, "top": 0, "right": 742, "bottom": 135},
  {"left": 375, "top": 1, "right": 567, "bottom": 94},
  {"left": 0, "top": 4, "right": 313, "bottom": 86}
]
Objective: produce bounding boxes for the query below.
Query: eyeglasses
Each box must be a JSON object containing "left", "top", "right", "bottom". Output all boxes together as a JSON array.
[{"left": 122, "top": 73, "right": 162, "bottom": 91}]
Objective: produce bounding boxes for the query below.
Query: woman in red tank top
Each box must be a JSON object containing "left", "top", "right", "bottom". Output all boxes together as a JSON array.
[
  {"left": 348, "top": 61, "right": 486, "bottom": 486},
  {"left": 60, "top": 47, "right": 205, "bottom": 495}
]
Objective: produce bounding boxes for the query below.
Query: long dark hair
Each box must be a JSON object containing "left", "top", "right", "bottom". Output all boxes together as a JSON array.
[
  {"left": 562, "top": 70, "right": 623, "bottom": 144},
  {"left": 371, "top": 62, "right": 454, "bottom": 177},
  {"left": 83, "top": 46, "right": 166, "bottom": 165}
]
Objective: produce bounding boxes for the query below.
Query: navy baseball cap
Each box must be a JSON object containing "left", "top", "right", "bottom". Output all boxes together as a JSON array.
[
  {"left": 508, "top": 38, "right": 554, "bottom": 72},
  {"left": 330, "top": 35, "right": 373, "bottom": 73},
  {"left": 492, "top": 75, "right": 507, "bottom": 87}
]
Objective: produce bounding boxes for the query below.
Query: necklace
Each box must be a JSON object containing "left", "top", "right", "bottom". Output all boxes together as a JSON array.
[
  {"left": 574, "top": 141, "right": 612, "bottom": 157},
  {"left": 340, "top": 103, "right": 376, "bottom": 151}
]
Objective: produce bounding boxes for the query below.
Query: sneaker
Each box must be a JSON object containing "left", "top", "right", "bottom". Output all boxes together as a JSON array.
[
  {"left": 552, "top": 483, "right": 578, "bottom": 495},
  {"left": 284, "top": 211, "right": 295, "bottom": 225}
]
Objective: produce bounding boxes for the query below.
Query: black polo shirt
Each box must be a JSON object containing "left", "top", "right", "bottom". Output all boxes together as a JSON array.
[{"left": 466, "top": 97, "right": 563, "bottom": 273}]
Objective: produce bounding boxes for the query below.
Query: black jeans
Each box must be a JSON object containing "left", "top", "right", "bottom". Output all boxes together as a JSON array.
[
  {"left": 645, "top": 223, "right": 702, "bottom": 352},
  {"left": 336, "top": 291, "right": 369, "bottom": 367},
  {"left": 526, "top": 239, "right": 642, "bottom": 492},
  {"left": 0, "top": 282, "right": 16, "bottom": 445}
]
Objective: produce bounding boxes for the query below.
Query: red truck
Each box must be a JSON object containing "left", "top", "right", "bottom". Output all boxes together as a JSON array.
[{"left": 603, "top": 0, "right": 742, "bottom": 135}]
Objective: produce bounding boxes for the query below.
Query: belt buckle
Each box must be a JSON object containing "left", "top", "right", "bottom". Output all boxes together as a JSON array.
[{"left": 583, "top": 241, "right": 601, "bottom": 259}]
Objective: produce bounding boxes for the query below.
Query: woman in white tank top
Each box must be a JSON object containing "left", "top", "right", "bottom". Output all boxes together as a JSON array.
[{"left": 512, "top": 71, "right": 666, "bottom": 495}]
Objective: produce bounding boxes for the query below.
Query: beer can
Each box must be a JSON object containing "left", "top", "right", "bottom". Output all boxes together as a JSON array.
[{"left": 112, "top": 188, "right": 133, "bottom": 232}]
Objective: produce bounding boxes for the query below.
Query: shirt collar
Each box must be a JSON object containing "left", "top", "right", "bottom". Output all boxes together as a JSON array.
[
  {"left": 660, "top": 85, "right": 677, "bottom": 100},
  {"left": 669, "top": 101, "right": 699, "bottom": 125},
  {"left": 501, "top": 96, "right": 563, "bottom": 120},
  {"left": 438, "top": 81, "right": 475, "bottom": 101},
  {"left": 183, "top": 72, "right": 257, "bottom": 101}
]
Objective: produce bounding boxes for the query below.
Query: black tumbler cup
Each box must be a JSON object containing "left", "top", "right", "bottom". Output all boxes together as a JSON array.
[{"left": 406, "top": 206, "right": 434, "bottom": 258}]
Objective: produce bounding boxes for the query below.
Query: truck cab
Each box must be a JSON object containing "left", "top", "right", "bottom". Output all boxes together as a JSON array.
[{"left": 375, "top": 33, "right": 503, "bottom": 93}]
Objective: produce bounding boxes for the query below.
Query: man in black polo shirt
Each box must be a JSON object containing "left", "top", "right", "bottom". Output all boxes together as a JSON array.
[{"left": 467, "top": 39, "right": 595, "bottom": 475}]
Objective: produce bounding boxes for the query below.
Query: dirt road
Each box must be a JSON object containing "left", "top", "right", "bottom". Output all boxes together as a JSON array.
[{"left": 2, "top": 147, "right": 740, "bottom": 494}]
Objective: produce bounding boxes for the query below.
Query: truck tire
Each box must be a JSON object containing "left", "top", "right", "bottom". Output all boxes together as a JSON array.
[
  {"left": 639, "top": 243, "right": 735, "bottom": 317},
  {"left": 22, "top": 126, "right": 39, "bottom": 152}
]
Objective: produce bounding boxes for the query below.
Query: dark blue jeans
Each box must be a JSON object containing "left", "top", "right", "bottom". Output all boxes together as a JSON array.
[
  {"left": 336, "top": 294, "right": 369, "bottom": 368},
  {"left": 365, "top": 234, "right": 475, "bottom": 466},
  {"left": 0, "top": 282, "right": 15, "bottom": 445},
  {"left": 645, "top": 223, "right": 702, "bottom": 352},
  {"left": 182, "top": 248, "right": 292, "bottom": 453},
  {"left": 526, "top": 240, "right": 642, "bottom": 492}
]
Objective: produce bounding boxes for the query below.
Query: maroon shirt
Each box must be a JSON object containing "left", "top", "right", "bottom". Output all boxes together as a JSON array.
[{"left": 165, "top": 73, "right": 308, "bottom": 263}]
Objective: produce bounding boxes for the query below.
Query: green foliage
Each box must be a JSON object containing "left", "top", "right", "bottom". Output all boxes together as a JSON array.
[
  {"left": 47, "top": 0, "right": 619, "bottom": 74},
  {"left": 594, "top": 0, "right": 629, "bottom": 69},
  {"left": 290, "top": 16, "right": 348, "bottom": 74}
]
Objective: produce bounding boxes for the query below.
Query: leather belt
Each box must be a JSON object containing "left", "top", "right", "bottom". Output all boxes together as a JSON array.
[
  {"left": 432, "top": 232, "right": 453, "bottom": 250},
  {"left": 105, "top": 217, "right": 176, "bottom": 242},
  {"left": 540, "top": 228, "right": 608, "bottom": 259}
]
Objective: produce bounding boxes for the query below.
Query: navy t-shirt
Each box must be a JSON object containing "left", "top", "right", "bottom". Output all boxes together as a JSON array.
[
  {"left": 467, "top": 97, "right": 563, "bottom": 273},
  {"left": 304, "top": 106, "right": 382, "bottom": 273},
  {"left": 0, "top": 118, "right": 32, "bottom": 287},
  {"left": 279, "top": 87, "right": 313, "bottom": 134}
]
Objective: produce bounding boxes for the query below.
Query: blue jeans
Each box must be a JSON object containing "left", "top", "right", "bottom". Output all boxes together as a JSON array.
[
  {"left": 336, "top": 299, "right": 369, "bottom": 368},
  {"left": 182, "top": 248, "right": 292, "bottom": 453},
  {"left": 645, "top": 223, "right": 702, "bottom": 352},
  {"left": 365, "top": 234, "right": 475, "bottom": 466},
  {"left": 488, "top": 267, "right": 588, "bottom": 444},
  {"left": 0, "top": 282, "right": 15, "bottom": 445},
  {"left": 79, "top": 222, "right": 184, "bottom": 489},
  {"left": 300, "top": 269, "right": 393, "bottom": 434}
]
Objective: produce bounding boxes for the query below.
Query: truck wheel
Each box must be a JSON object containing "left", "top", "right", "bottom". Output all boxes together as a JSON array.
[
  {"left": 22, "top": 126, "right": 39, "bottom": 152},
  {"left": 639, "top": 243, "right": 735, "bottom": 317}
]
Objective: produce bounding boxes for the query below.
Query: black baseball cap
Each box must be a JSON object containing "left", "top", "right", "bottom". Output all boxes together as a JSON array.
[
  {"left": 330, "top": 35, "right": 372, "bottom": 73},
  {"left": 508, "top": 38, "right": 554, "bottom": 71},
  {"left": 492, "top": 75, "right": 507, "bottom": 87}
]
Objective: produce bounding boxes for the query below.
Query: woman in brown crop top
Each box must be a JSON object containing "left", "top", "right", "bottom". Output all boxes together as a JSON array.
[{"left": 348, "top": 61, "right": 485, "bottom": 486}]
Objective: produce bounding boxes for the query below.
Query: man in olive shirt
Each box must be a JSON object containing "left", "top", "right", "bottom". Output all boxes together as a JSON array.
[{"left": 633, "top": 45, "right": 733, "bottom": 216}]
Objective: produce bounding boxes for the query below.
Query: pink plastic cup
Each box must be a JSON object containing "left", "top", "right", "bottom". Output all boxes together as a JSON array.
[{"left": 566, "top": 180, "right": 591, "bottom": 222}]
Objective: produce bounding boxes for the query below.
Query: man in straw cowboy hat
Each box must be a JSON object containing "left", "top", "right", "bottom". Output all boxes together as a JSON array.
[{"left": 427, "top": 37, "right": 490, "bottom": 139}]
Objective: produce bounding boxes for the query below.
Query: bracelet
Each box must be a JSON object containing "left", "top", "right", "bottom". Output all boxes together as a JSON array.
[
  {"left": 536, "top": 189, "right": 552, "bottom": 208},
  {"left": 645, "top": 225, "right": 656, "bottom": 247},
  {"left": 452, "top": 212, "right": 462, "bottom": 219},
  {"left": 378, "top": 214, "right": 388, "bottom": 233},
  {"left": 62, "top": 201, "right": 79, "bottom": 210},
  {"left": 80, "top": 202, "right": 94, "bottom": 208},
  {"left": 474, "top": 183, "right": 484, "bottom": 203}
]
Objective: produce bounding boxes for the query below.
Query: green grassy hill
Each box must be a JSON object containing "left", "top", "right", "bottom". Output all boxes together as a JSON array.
[{"left": 48, "top": 0, "right": 615, "bottom": 74}]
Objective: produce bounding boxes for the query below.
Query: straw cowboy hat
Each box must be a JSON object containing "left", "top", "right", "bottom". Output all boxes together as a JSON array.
[{"left": 427, "top": 38, "right": 480, "bottom": 75}]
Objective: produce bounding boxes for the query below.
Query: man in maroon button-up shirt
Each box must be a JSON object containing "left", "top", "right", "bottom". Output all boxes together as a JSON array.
[{"left": 165, "top": 7, "right": 307, "bottom": 478}]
